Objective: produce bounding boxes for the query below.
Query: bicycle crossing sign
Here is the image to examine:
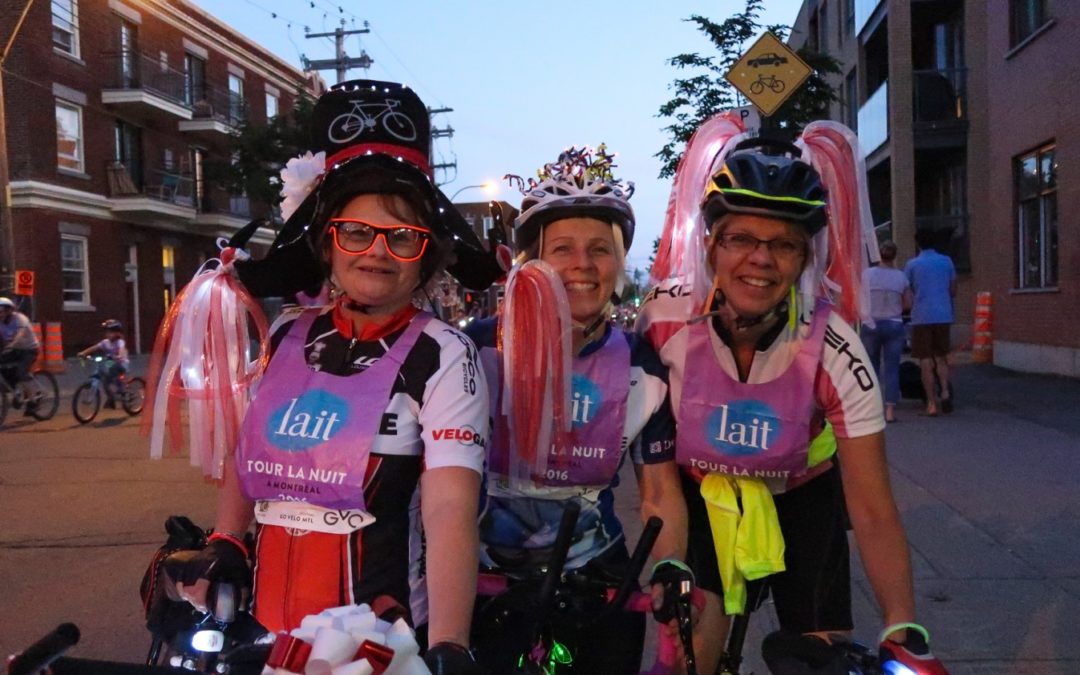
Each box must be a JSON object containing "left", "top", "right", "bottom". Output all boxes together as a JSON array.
[{"left": 725, "top": 31, "right": 813, "bottom": 117}]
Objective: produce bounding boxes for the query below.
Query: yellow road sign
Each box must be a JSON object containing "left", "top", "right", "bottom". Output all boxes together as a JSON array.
[{"left": 725, "top": 31, "right": 813, "bottom": 117}]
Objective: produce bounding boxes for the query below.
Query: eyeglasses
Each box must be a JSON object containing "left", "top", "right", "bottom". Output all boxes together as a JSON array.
[
  {"left": 715, "top": 232, "right": 806, "bottom": 261},
  {"left": 329, "top": 219, "right": 431, "bottom": 262}
]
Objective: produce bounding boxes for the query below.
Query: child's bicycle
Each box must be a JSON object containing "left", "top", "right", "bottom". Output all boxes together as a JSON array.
[
  {"left": 0, "top": 362, "right": 60, "bottom": 425},
  {"left": 72, "top": 356, "right": 146, "bottom": 423}
]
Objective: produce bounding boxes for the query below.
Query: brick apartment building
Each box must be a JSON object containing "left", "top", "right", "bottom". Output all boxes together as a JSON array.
[
  {"left": 790, "top": 0, "right": 1079, "bottom": 377},
  {"left": 0, "top": 0, "right": 318, "bottom": 353}
]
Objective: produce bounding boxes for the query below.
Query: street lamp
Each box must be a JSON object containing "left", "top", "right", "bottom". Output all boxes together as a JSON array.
[{"left": 449, "top": 181, "right": 496, "bottom": 202}]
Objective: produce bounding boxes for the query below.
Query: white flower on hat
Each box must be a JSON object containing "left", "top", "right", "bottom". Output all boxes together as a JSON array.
[{"left": 279, "top": 150, "right": 326, "bottom": 221}]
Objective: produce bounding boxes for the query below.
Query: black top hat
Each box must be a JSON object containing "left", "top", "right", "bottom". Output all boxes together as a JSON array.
[{"left": 232, "top": 79, "right": 502, "bottom": 297}]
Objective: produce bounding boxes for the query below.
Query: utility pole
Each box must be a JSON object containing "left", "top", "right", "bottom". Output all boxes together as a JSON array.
[
  {"left": 303, "top": 20, "right": 372, "bottom": 84},
  {"left": 0, "top": 0, "right": 37, "bottom": 296},
  {"left": 428, "top": 106, "right": 456, "bottom": 186}
]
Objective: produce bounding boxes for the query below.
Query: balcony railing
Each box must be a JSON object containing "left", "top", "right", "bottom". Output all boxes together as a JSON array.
[
  {"left": 102, "top": 51, "right": 187, "bottom": 105},
  {"left": 916, "top": 213, "right": 970, "bottom": 273},
  {"left": 198, "top": 184, "right": 252, "bottom": 220},
  {"left": 913, "top": 68, "right": 967, "bottom": 125},
  {"left": 106, "top": 161, "right": 195, "bottom": 209},
  {"left": 185, "top": 85, "right": 247, "bottom": 126}
]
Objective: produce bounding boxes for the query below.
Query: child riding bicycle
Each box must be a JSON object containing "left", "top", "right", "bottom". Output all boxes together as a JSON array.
[{"left": 77, "top": 319, "right": 129, "bottom": 409}]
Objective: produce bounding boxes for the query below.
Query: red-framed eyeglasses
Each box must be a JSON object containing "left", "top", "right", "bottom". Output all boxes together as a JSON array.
[{"left": 329, "top": 219, "right": 431, "bottom": 262}]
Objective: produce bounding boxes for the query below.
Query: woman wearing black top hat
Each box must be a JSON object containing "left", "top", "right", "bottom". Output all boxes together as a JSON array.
[{"left": 166, "top": 80, "right": 502, "bottom": 671}]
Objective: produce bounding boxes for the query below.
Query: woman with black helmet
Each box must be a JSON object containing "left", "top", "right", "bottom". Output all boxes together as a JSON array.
[
  {"left": 165, "top": 80, "right": 501, "bottom": 672},
  {"left": 639, "top": 116, "right": 947, "bottom": 674},
  {"left": 466, "top": 147, "right": 688, "bottom": 673}
]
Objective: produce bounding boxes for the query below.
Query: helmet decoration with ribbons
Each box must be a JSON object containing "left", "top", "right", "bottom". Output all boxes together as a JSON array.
[
  {"left": 506, "top": 144, "right": 636, "bottom": 255},
  {"left": 650, "top": 114, "right": 878, "bottom": 327}
]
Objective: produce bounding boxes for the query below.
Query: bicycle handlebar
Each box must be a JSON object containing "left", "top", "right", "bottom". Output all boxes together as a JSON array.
[{"left": 533, "top": 501, "right": 580, "bottom": 628}]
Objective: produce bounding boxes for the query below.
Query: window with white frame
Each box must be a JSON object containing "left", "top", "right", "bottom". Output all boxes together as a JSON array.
[
  {"left": 266, "top": 91, "right": 279, "bottom": 119},
  {"left": 55, "top": 101, "right": 84, "bottom": 172},
  {"left": 162, "top": 245, "right": 177, "bottom": 309},
  {"left": 61, "top": 235, "right": 90, "bottom": 306},
  {"left": 1016, "top": 143, "right": 1057, "bottom": 289},
  {"left": 52, "top": 0, "right": 80, "bottom": 57},
  {"left": 228, "top": 73, "right": 245, "bottom": 124}
]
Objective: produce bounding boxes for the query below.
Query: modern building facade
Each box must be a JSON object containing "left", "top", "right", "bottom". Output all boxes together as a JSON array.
[
  {"left": 0, "top": 0, "right": 317, "bottom": 353},
  {"left": 791, "top": 0, "right": 1079, "bottom": 376}
]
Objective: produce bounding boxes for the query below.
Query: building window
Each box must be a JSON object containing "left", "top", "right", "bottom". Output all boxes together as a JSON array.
[
  {"left": 1016, "top": 144, "right": 1057, "bottom": 289},
  {"left": 162, "top": 245, "right": 177, "bottom": 309},
  {"left": 52, "top": 0, "right": 80, "bottom": 57},
  {"left": 844, "top": 68, "right": 858, "bottom": 130},
  {"left": 266, "top": 91, "right": 279, "bottom": 120},
  {"left": 845, "top": 0, "right": 855, "bottom": 35},
  {"left": 228, "top": 73, "right": 245, "bottom": 125},
  {"left": 61, "top": 235, "right": 90, "bottom": 306},
  {"left": 55, "top": 101, "right": 84, "bottom": 172},
  {"left": 1010, "top": 0, "right": 1050, "bottom": 46},
  {"left": 817, "top": 1, "right": 829, "bottom": 53},
  {"left": 183, "top": 53, "right": 207, "bottom": 106}
]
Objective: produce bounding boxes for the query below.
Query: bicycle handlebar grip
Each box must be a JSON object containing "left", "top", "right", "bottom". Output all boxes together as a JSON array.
[
  {"left": 535, "top": 501, "right": 581, "bottom": 623},
  {"left": 608, "top": 516, "right": 663, "bottom": 613},
  {"left": 8, "top": 623, "right": 81, "bottom": 675}
]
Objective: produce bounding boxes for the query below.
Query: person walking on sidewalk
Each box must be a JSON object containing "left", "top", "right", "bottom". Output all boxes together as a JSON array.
[
  {"left": 861, "top": 241, "right": 911, "bottom": 423},
  {"left": 904, "top": 230, "right": 956, "bottom": 416},
  {"left": 0, "top": 297, "right": 43, "bottom": 416}
]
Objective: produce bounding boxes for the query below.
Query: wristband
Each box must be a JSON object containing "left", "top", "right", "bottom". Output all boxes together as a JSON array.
[
  {"left": 427, "top": 641, "right": 477, "bottom": 661},
  {"left": 650, "top": 558, "right": 695, "bottom": 583},
  {"left": 208, "top": 531, "right": 249, "bottom": 558},
  {"left": 878, "top": 622, "right": 930, "bottom": 645}
]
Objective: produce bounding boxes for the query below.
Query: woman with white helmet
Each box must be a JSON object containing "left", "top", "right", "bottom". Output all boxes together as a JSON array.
[{"left": 466, "top": 147, "right": 688, "bottom": 673}]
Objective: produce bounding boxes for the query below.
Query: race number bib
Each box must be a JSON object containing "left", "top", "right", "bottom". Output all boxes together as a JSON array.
[{"left": 254, "top": 500, "right": 376, "bottom": 535}]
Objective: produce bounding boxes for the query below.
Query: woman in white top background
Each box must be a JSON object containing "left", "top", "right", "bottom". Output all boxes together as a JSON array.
[{"left": 860, "top": 240, "right": 912, "bottom": 422}]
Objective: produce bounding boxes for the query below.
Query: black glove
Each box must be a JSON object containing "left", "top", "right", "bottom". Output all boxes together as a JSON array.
[
  {"left": 423, "top": 641, "right": 486, "bottom": 675},
  {"left": 879, "top": 627, "right": 948, "bottom": 675},
  {"left": 164, "top": 537, "right": 251, "bottom": 595}
]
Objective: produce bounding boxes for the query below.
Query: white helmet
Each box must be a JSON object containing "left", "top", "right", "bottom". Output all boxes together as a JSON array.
[
  {"left": 508, "top": 145, "right": 635, "bottom": 253},
  {"left": 0, "top": 297, "right": 15, "bottom": 309}
]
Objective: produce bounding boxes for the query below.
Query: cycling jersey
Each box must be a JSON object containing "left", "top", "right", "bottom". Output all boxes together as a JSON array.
[
  {"left": 637, "top": 276, "right": 884, "bottom": 492},
  {"left": 248, "top": 304, "right": 487, "bottom": 633},
  {"left": 467, "top": 318, "right": 675, "bottom": 572}
]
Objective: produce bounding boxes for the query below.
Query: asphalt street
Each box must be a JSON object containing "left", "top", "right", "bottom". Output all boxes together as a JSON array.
[{"left": 1, "top": 358, "right": 1078, "bottom": 673}]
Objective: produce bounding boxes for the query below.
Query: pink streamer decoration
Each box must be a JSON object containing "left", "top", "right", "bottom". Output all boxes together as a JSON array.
[
  {"left": 797, "top": 121, "right": 878, "bottom": 325},
  {"left": 498, "top": 260, "right": 573, "bottom": 485},
  {"left": 650, "top": 111, "right": 747, "bottom": 307},
  {"left": 143, "top": 248, "right": 271, "bottom": 480}
]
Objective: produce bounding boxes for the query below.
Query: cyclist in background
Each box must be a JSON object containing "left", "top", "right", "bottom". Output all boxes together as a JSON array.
[
  {"left": 77, "top": 319, "right": 130, "bottom": 409},
  {"left": 639, "top": 118, "right": 947, "bottom": 674},
  {"left": 0, "top": 296, "right": 43, "bottom": 416},
  {"left": 467, "top": 147, "right": 688, "bottom": 673}
]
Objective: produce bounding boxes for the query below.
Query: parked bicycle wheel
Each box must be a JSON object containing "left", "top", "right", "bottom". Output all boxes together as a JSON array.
[
  {"left": 72, "top": 382, "right": 101, "bottom": 424},
  {"left": 30, "top": 371, "right": 60, "bottom": 421},
  {"left": 122, "top": 377, "right": 146, "bottom": 415}
]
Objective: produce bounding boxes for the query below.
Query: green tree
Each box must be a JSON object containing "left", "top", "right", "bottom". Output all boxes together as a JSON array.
[
  {"left": 656, "top": 0, "right": 841, "bottom": 178},
  {"left": 205, "top": 85, "right": 316, "bottom": 219}
]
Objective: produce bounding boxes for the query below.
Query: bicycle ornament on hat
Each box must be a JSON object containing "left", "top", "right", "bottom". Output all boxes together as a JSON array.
[{"left": 497, "top": 145, "right": 635, "bottom": 487}]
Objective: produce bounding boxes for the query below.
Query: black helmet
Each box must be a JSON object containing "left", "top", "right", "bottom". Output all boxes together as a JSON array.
[
  {"left": 509, "top": 145, "right": 635, "bottom": 254},
  {"left": 702, "top": 138, "right": 827, "bottom": 236},
  {"left": 102, "top": 319, "right": 123, "bottom": 331}
]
